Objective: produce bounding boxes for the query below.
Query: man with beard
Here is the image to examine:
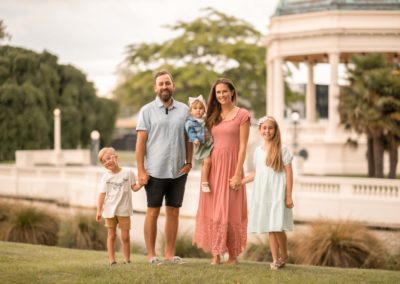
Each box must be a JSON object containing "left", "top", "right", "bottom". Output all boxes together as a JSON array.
[{"left": 136, "top": 70, "right": 193, "bottom": 265}]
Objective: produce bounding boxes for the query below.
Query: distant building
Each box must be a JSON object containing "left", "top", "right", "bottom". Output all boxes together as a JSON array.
[
  {"left": 111, "top": 116, "right": 137, "bottom": 151},
  {"left": 265, "top": 0, "right": 400, "bottom": 174}
]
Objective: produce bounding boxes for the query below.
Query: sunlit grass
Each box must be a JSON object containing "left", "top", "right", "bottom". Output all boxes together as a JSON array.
[{"left": 1, "top": 242, "right": 400, "bottom": 284}]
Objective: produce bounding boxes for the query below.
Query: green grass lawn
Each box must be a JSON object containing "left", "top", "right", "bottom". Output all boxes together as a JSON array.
[{"left": 0, "top": 242, "right": 399, "bottom": 284}]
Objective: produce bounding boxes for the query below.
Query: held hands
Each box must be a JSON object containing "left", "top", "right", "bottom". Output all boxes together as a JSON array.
[
  {"left": 285, "top": 196, "right": 294, "bottom": 209},
  {"left": 193, "top": 139, "right": 200, "bottom": 146},
  {"left": 138, "top": 169, "right": 150, "bottom": 186},
  {"left": 229, "top": 175, "right": 242, "bottom": 190}
]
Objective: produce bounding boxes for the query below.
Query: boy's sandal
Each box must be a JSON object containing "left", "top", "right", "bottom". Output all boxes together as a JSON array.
[
  {"left": 123, "top": 260, "right": 131, "bottom": 264},
  {"left": 109, "top": 261, "right": 117, "bottom": 266},
  {"left": 201, "top": 182, "right": 211, "bottom": 193}
]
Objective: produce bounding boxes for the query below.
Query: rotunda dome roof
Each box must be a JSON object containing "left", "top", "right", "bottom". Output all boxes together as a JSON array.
[{"left": 274, "top": 0, "right": 400, "bottom": 16}]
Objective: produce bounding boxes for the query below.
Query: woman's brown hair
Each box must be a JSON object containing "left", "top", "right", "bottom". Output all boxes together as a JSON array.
[{"left": 205, "top": 78, "right": 237, "bottom": 130}]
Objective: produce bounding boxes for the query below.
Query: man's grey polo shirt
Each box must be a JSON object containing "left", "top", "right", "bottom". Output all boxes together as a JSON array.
[{"left": 136, "top": 96, "right": 189, "bottom": 179}]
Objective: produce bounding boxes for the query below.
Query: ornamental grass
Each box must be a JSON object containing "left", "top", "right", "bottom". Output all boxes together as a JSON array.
[
  {"left": 57, "top": 213, "right": 107, "bottom": 250},
  {"left": 291, "top": 219, "right": 385, "bottom": 269},
  {"left": 2, "top": 205, "right": 59, "bottom": 245}
]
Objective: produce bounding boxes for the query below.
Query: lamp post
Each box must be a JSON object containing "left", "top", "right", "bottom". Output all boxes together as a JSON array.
[
  {"left": 291, "top": 110, "right": 300, "bottom": 156},
  {"left": 90, "top": 130, "right": 100, "bottom": 166},
  {"left": 53, "top": 108, "right": 61, "bottom": 153}
]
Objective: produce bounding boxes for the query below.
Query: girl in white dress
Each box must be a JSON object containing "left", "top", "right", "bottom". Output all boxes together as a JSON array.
[{"left": 242, "top": 116, "right": 294, "bottom": 270}]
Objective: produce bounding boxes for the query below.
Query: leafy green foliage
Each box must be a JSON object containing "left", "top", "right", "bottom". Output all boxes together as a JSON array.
[
  {"left": 339, "top": 53, "right": 400, "bottom": 178},
  {"left": 115, "top": 8, "right": 267, "bottom": 117},
  {"left": 0, "top": 45, "right": 118, "bottom": 160},
  {"left": 0, "top": 20, "right": 11, "bottom": 40}
]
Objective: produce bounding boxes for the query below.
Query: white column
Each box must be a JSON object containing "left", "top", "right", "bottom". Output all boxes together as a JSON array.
[
  {"left": 273, "top": 57, "right": 284, "bottom": 121},
  {"left": 327, "top": 52, "right": 340, "bottom": 137},
  {"left": 53, "top": 108, "right": 61, "bottom": 153},
  {"left": 267, "top": 59, "right": 274, "bottom": 116},
  {"left": 306, "top": 60, "right": 316, "bottom": 123}
]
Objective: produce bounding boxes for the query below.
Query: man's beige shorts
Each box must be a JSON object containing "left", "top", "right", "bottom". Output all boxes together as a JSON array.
[{"left": 105, "top": 216, "right": 131, "bottom": 230}]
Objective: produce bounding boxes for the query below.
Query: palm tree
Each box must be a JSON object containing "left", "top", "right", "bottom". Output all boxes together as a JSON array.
[{"left": 339, "top": 53, "right": 400, "bottom": 178}]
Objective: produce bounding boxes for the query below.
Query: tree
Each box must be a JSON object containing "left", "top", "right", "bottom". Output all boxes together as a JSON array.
[
  {"left": 0, "top": 45, "right": 118, "bottom": 161},
  {"left": 115, "top": 8, "right": 266, "bottom": 117},
  {"left": 339, "top": 54, "right": 400, "bottom": 178},
  {"left": 0, "top": 20, "right": 11, "bottom": 40}
]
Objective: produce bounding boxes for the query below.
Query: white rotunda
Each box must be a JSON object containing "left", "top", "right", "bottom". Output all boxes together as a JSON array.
[{"left": 265, "top": 0, "right": 400, "bottom": 175}]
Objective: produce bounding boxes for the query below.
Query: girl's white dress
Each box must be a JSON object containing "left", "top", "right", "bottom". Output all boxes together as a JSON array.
[{"left": 248, "top": 145, "right": 294, "bottom": 233}]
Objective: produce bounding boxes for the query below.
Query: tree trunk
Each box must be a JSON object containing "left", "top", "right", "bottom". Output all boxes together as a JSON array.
[
  {"left": 387, "top": 134, "right": 398, "bottom": 179},
  {"left": 372, "top": 134, "right": 384, "bottom": 178},
  {"left": 367, "top": 134, "right": 375, "bottom": 177}
]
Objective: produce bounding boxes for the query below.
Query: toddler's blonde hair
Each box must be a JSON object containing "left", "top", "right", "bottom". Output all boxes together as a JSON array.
[{"left": 98, "top": 147, "right": 117, "bottom": 162}]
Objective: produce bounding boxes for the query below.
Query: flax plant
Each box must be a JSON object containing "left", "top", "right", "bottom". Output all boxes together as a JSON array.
[{"left": 291, "top": 220, "right": 385, "bottom": 268}]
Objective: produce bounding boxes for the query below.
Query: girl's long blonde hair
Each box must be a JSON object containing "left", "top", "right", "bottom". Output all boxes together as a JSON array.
[{"left": 259, "top": 116, "right": 284, "bottom": 172}]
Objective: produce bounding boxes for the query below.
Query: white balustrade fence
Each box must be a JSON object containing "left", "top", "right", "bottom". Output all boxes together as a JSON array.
[
  {"left": 293, "top": 176, "right": 400, "bottom": 227},
  {"left": 0, "top": 165, "right": 399, "bottom": 227}
]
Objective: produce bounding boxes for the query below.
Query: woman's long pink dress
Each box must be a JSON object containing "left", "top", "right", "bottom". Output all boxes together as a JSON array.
[{"left": 193, "top": 108, "right": 250, "bottom": 257}]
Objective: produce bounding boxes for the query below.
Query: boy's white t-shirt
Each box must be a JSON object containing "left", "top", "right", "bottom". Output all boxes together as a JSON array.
[{"left": 98, "top": 167, "right": 136, "bottom": 218}]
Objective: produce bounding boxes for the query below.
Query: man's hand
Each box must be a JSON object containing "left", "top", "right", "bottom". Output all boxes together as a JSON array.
[{"left": 179, "top": 163, "right": 192, "bottom": 174}]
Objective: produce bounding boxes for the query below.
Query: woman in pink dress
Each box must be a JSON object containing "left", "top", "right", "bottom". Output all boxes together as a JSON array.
[{"left": 193, "top": 78, "right": 250, "bottom": 265}]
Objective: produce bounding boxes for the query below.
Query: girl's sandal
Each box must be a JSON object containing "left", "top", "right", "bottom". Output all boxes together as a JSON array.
[
  {"left": 277, "top": 256, "right": 288, "bottom": 268},
  {"left": 270, "top": 261, "right": 280, "bottom": 270}
]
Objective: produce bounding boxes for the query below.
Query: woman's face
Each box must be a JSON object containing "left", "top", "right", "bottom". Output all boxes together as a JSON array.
[
  {"left": 215, "top": 83, "right": 233, "bottom": 106},
  {"left": 259, "top": 120, "right": 276, "bottom": 141}
]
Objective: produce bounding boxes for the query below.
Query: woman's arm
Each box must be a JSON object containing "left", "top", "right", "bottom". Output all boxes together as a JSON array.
[
  {"left": 229, "top": 120, "right": 250, "bottom": 190},
  {"left": 284, "top": 163, "right": 294, "bottom": 208}
]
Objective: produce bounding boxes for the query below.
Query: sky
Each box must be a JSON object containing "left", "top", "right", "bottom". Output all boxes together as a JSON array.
[{"left": 0, "top": 0, "right": 282, "bottom": 97}]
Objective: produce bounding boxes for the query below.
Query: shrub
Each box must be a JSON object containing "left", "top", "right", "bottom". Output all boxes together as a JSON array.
[
  {"left": 243, "top": 236, "right": 272, "bottom": 262},
  {"left": 159, "top": 230, "right": 211, "bottom": 258},
  {"left": 0, "top": 202, "right": 15, "bottom": 239},
  {"left": 131, "top": 242, "right": 146, "bottom": 255},
  {"left": 57, "top": 214, "right": 107, "bottom": 250},
  {"left": 385, "top": 251, "right": 400, "bottom": 270},
  {"left": 2, "top": 206, "right": 59, "bottom": 245},
  {"left": 291, "top": 220, "right": 385, "bottom": 268}
]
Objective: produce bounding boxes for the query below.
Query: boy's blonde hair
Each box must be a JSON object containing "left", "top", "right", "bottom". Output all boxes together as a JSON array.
[{"left": 98, "top": 147, "right": 117, "bottom": 162}]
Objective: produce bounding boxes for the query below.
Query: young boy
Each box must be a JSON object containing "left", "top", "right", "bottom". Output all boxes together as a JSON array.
[{"left": 96, "top": 147, "right": 142, "bottom": 265}]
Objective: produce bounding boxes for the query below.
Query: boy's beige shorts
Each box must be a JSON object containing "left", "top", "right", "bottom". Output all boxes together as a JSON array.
[{"left": 105, "top": 216, "right": 131, "bottom": 229}]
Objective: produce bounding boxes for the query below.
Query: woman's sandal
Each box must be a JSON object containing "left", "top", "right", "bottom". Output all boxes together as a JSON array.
[
  {"left": 201, "top": 182, "right": 211, "bottom": 193},
  {"left": 210, "top": 255, "right": 221, "bottom": 265}
]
